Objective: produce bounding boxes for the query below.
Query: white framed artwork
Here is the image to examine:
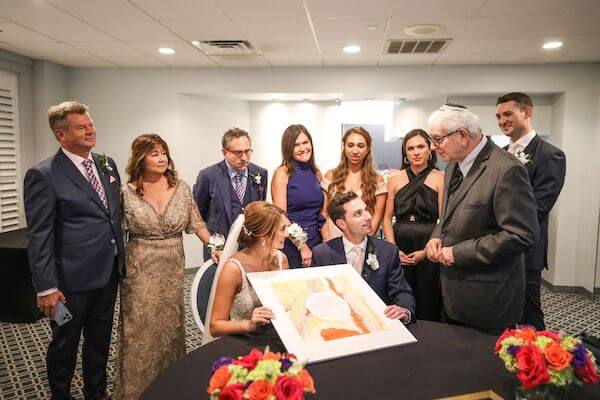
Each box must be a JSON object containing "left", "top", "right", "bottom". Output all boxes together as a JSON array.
[{"left": 247, "top": 264, "right": 417, "bottom": 363}]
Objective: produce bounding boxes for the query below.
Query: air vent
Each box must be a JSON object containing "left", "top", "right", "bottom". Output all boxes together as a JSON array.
[
  {"left": 191, "top": 40, "right": 257, "bottom": 56},
  {"left": 385, "top": 39, "right": 452, "bottom": 54}
]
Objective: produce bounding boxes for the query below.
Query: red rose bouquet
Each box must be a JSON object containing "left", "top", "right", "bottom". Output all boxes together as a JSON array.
[
  {"left": 207, "top": 348, "right": 316, "bottom": 400},
  {"left": 495, "top": 326, "right": 599, "bottom": 396}
]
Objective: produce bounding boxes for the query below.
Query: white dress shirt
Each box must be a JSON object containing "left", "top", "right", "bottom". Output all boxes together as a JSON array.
[
  {"left": 458, "top": 135, "right": 488, "bottom": 177},
  {"left": 508, "top": 130, "right": 536, "bottom": 154}
]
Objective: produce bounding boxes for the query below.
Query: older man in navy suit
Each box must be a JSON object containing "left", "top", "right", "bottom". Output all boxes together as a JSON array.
[
  {"left": 193, "top": 128, "right": 268, "bottom": 261},
  {"left": 24, "top": 101, "right": 124, "bottom": 399},
  {"left": 312, "top": 191, "right": 415, "bottom": 323}
]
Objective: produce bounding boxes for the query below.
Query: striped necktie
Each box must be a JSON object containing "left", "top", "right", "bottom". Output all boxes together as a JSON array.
[
  {"left": 233, "top": 172, "right": 245, "bottom": 203},
  {"left": 82, "top": 159, "right": 108, "bottom": 209}
]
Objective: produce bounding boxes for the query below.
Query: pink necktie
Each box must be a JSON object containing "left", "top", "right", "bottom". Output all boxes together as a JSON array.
[{"left": 82, "top": 159, "right": 108, "bottom": 209}]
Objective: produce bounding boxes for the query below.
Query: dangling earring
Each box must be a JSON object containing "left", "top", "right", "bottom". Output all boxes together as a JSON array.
[
  {"left": 428, "top": 153, "right": 432, "bottom": 161},
  {"left": 261, "top": 238, "right": 267, "bottom": 251},
  {"left": 404, "top": 157, "right": 409, "bottom": 164}
]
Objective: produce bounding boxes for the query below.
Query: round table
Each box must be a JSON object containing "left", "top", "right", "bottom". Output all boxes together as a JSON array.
[{"left": 142, "top": 321, "right": 599, "bottom": 399}]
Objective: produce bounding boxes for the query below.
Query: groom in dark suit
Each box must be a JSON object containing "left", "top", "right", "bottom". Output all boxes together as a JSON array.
[
  {"left": 312, "top": 191, "right": 415, "bottom": 323},
  {"left": 496, "top": 92, "right": 566, "bottom": 330},
  {"left": 24, "top": 101, "right": 125, "bottom": 399},
  {"left": 425, "top": 104, "right": 538, "bottom": 334},
  {"left": 193, "top": 128, "right": 268, "bottom": 261}
]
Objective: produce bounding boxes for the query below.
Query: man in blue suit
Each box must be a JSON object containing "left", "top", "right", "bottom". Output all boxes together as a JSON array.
[
  {"left": 312, "top": 191, "right": 415, "bottom": 323},
  {"left": 193, "top": 128, "right": 268, "bottom": 260},
  {"left": 24, "top": 101, "right": 125, "bottom": 400}
]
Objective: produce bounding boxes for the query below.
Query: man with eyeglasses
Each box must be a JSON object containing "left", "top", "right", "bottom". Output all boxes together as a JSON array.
[
  {"left": 193, "top": 128, "right": 268, "bottom": 261},
  {"left": 424, "top": 104, "right": 538, "bottom": 334}
]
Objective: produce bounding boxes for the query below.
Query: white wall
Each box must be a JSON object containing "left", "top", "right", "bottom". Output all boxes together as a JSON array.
[{"left": 28, "top": 64, "right": 599, "bottom": 288}]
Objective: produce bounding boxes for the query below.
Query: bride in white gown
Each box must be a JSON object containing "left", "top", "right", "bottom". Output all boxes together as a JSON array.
[{"left": 204, "top": 201, "right": 289, "bottom": 350}]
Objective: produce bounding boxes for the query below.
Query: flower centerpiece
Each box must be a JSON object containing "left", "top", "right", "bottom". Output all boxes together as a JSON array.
[
  {"left": 495, "top": 326, "right": 599, "bottom": 400},
  {"left": 207, "top": 347, "right": 316, "bottom": 400}
]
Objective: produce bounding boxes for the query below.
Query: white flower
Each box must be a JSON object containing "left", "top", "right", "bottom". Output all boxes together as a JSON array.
[
  {"left": 366, "top": 253, "right": 379, "bottom": 270},
  {"left": 207, "top": 233, "right": 225, "bottom": 253},
  {"left": 515, "top": 149, "right": 531, "bottom": 165},
  {"left": 253, "top": 172, "right": 262, "bottom": 185},
  {"left": 287, "top": 223, "right": 307, "bottom": 248}
]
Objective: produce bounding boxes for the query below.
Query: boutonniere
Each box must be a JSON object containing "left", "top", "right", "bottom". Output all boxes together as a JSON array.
[
  {"left": 250, "top": 171, "right": 264, "bottom": 194},
  {"left": 99, "top": 153, "right": 113, "bottom": 173},
  {"left": 365, "top": 242, "right": 379, "bottom": 270},
  {"left": 515, "top": 149, "right": 532, "bottom": 165}
]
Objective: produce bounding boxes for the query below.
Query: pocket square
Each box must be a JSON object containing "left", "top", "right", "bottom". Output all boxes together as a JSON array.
[{"left": 109, "top": 176, "right": 116, "bottom": 184}]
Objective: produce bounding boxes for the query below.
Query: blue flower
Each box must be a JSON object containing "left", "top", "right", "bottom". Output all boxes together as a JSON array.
[
  {"left": 280, "top": 358, "right": 293, "bottom": 372},
  {"left": 211, "top": 357, "right": 233, "bottom": 374},
  {"left": 572, "top": 344, "right": 588, "bottom": 368},
  {"left": 507, "top": 345, "right": 520, "bottom": 357}
]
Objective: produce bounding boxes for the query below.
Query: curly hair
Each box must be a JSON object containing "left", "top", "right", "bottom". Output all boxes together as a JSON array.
[
  {"left": 125, "top": 134, "right": 177, "bottom": 195},
  {"left": 327, "top": 127, "right": 379, "bottom": 213}
]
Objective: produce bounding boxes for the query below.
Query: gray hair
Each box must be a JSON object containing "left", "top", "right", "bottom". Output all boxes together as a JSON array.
[
  {"left": 47, "top": 101, "right": 89, "bottom": 131},
  {"left": 427, "top": 104, "right": 481, "bottom": 138}
]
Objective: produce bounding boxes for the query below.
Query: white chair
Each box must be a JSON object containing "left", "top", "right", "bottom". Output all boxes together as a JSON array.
[{"left": 190, "top": 259, "right": 217, "bottom": 334}]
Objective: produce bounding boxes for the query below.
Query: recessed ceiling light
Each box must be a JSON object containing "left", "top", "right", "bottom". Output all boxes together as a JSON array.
[
  {"left": 343, "top": 45, "right": 361, "bottom": 54},
  {"left": 367, "top": 25, "right": 378, "bottom": 31},
  {"left": 404, "top": 24, "right": 446, "bottom": 37},
  {"left": 542, "top": 41, "right": 563, "bottom": 50},
  {"left": 191, "top": 41, "right": 200, "bottom": 47},
  {"left": 158, "top": 47, "right": 175, "bottom": 55},
  {"left": 366, "top": 98, "right": 374, "bottom": 101}
]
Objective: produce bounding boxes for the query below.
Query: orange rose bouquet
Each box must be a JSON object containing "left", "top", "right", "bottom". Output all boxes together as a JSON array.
[
  {"left": 207, "top": 348, "right": 316, "bottom": 400},
  {"left": 495, "top": 326, "right": 598, "bottom": 397}
]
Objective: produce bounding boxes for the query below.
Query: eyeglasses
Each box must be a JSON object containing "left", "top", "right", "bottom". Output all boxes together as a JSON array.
[
  {"left": 225, "top": 148, "right": 253, "bottom": 158},
  {"left": 429, "top": 129, "right": 462, "bottom": 146}
]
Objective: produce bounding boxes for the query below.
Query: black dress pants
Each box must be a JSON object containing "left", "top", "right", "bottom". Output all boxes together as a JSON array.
[
  {"left": 519, "top": 268, "right": 545, "bottom": 330},
  {"left": 46, "top": 267, "right": 118, "bottom": 400}
]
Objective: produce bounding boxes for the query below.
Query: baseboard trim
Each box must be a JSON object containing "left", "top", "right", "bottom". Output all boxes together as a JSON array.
[{"left": 542, "top": 279, "right": 595, "bottom": 297}]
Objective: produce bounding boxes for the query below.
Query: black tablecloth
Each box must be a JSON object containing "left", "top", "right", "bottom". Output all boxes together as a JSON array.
[
  {"left": 142, "top": 321, "right": 599, "bottom": 399},
  {"left": 0, "top": 228, "right": 41, "bottom": 322}
]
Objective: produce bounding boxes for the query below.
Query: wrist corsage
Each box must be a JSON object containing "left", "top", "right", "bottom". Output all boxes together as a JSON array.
[
  {"left": 365, "top": 242, "right": 380, "bottom": 271},
  {"left": 287, "top": 223, "right": 308, "bottom": 250},
  {"left": 208, "top": 233, "right": 225, "bottom": 254}
]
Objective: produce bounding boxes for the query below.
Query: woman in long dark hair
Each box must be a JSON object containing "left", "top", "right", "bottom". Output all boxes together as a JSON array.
[
  {"left": 271, "top": 124, "right": 326, "bottom": 268},
  {"left": 383, "top": 129, "right": 444, "bottom": 322},
  {"left": 322, "top": 126, "right": 386, "bottom": 239}
]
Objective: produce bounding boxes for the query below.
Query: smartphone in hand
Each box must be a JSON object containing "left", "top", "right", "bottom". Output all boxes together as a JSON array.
[{"left": 53, "top": 301, "right": 73, "bottom": 326}]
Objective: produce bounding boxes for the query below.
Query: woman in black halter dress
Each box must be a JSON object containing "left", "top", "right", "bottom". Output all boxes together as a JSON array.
[{"left": 383, "top": 129, "right": 444, "bottom": 322}]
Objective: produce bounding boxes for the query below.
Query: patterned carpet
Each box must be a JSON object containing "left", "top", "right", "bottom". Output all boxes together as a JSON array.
[{"left": 1, "top": 273, "right": 599, "bottom": 399}]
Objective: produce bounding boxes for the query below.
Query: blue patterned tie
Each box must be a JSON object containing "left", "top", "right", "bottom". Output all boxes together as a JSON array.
[
  {"left": 234, "top": 173, "right": 245, "bottom": 203},
  {"left": 82, "top": 159, "right": 108, "bottom": 209}
]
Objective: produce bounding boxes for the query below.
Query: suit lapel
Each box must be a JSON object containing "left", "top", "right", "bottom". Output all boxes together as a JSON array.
[
  {"left": 443, "top": 140, "right": 492, "bottom": 223},
  {"left": 522, "top": 134, "right": 542, "bottom": 174},
  {"left": 55, "top": 150, "right": 107, "bottom": 212},
  {"left": 215, "top": 160, "right": 233, "bottom": 224},
  {"left": 330, "top": 237, "right": 349, "bottom": 265},
  {"left": 247, "top": 164, "right": 257, "bottom": 201},
  {"left": 361, "top": 236, "right": 373, "bottom": 281},
  {"left": 92, "top": 153, "right": 114, "bottom": 212}
]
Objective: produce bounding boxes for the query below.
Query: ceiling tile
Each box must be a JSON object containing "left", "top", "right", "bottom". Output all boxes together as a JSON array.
[
  {"left": 567, "top": 0, "right": 600, "bottom": 13},
  {"left": 386, "top": 16, "right": 469, "bottom": 39},
  {"left": 161, "top": 20, "right": 245, "bottom": 41},
  {"left": 58, "top": 55, "right": 117, "bottom": 68},
  {"left": 102, "top": 55, "right": 168, "bottom": 67},
  {"left": 67, "top": 41, "right": 145, "bottom": 57},
  {"left": 45, "top": 0, "right": 153, "bottom": 22},
  {"left": 0, "top": 42, "right": 45, "bottom": 59},
  {"left": 478, "top": 0, "right": 573, "bottom": 16},
  {"left": 162, "top": 54, "right": 218, "bottom": 67},
  {"left": 444, "top": 38, "right": 530, "bottom": 54},
  {"left": 322, "top": 54, "right": 380, "bottom": 66},
  {"left": 556, "top": 14, "right": 600, "bottom": 35},
  {"left": 389, "top": 0, "right": 487, "bottom": 18},
  {"left": 90, "top": 21, "right": 181, "bottom": 41},
  {"left": 378, "top": 53, "right": 438, "bottom": 66},
  {"left": 552, "top": 50, "right": 600, "bottom": 63},
  {"left": 216, "top": 0, "right": 307, "bottom": 19},
  {"left": 305, "top": 0, "right": 393, "bottom": 18},
  {"left": 0, "top": 0, "right": 79, "bottom": 22},
  {"left": 20, "top": 22, "right": 115, "bottom": 42},
  {"left": 313, "top": 17, "right": 388, "bottom": 40},
  {"left": 318, "top": 39, "right": 385, "bottom": 56},
  {"left": 252, "top": 37, "right": 319, "bottom": 55},
  {"left": 434, "top": 53, "right": 496, "bottom": 65},
  {"left": 235, "top": 18, "right": 313, "bottom": 41},
  {"left": 126, "top": 40, "right": 200, "bottom": 56},
  {"left": 209, "top": 55, "right": 271, "bottom": 67},
  {"left": 491, "top": 50, "right": 567, "bottom": 64},
  {"left": 129, "top": 0, "right": 228, "bottom": 20},
  {"left": 0, "top": 21, "right": 55, "bottom": 42},
  {"left": 265, "top": 54, "right": 322, "bottom": 66},
  {"left": 461, "top": 16, "right": 560, "bottom": 38}
]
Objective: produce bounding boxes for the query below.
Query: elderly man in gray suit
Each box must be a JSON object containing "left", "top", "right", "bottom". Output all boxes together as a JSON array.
[{"left": 424, "top": 104, "right": 538, "bottom": 334}]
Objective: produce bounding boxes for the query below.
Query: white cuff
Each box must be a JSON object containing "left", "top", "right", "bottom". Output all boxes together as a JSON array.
[{"left": 37, "top": 287, "right": 58, "bottom": 297}]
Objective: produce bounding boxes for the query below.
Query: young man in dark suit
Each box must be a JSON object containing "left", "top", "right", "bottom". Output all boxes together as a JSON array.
[
  {"left": 496, "top": 92, "right": 567, "bottom": 330},
  {"left": 311, "top": 191, "right": 415, "bottom": 323},
  {"left": 24, "top": 101, "right": 125, "bottom": 399},
  {"left": 425, "top": 104, "right": 539, "bottom": 334},
  {"left": 193, "top": 128, "right": 268, "bottom": 261}
]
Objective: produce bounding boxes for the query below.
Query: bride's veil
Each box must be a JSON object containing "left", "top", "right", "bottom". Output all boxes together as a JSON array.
[{"left": 202, "top": 214, "right": 244, "bottom": 344}]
